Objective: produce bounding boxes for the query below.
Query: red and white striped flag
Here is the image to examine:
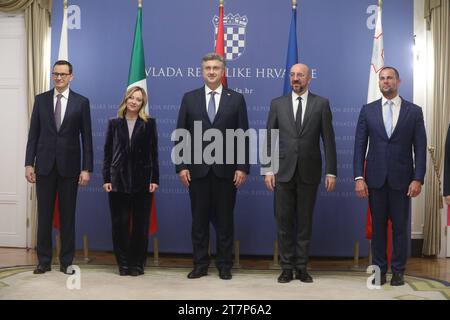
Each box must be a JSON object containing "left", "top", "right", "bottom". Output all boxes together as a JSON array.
[
  {"left": 365, "top": 0, "right": 392, "bottom": 265},
  {"left": 53, "top": 0, "right": 69, "bottom": 230}
]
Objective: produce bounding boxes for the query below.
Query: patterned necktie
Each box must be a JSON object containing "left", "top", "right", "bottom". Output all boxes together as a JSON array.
[
  {"left": 207, "top": 91, "right": 216, "bottom": 123},
  {"left": 384, "top": 100, "right": 394, "bottom": 138},
  {"left": 295, "top": 97, "right": 302, "bottom": 130},
  {"left": 55, "top": 93, "right": 63, "bottom": 131}
]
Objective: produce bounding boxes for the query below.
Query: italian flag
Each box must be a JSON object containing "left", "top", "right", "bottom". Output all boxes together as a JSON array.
[
  {"left": 128, "top": 3, "right": 148, "bottom": 111},
  {"left": 128, "top": 2, "right": 157, "bottom": 235}
]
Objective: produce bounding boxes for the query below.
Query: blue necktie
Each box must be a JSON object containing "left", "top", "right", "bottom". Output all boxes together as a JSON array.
[
  {"left": 384, "top": 100, "right": 394, "bottom": 138},
  {"left": 207, "top": 91, "right": 216, "bottom": 123}
]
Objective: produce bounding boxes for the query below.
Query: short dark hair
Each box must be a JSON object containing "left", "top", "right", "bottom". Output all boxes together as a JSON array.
[
  {"left": 53, "top": 60, "right": 73, "bottom": 74},
  {"left": 201, "top": 52, "right": 226, "bottom": 68},
  {"left": 380, "top": 66, "right": 400, "bottom": 79}
]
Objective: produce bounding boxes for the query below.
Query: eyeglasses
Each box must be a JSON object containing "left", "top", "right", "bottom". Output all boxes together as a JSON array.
[
  {"left": 52, "top": 72, "right": 70, "bottom": 78},
  {"left": 290, "top": 72, "right": 307, "bottom": 79}
]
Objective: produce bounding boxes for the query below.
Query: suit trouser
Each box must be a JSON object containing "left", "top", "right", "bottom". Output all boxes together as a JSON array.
[
  {"left": 36, "top": 165, "right": 78, "bottom": 267},
  {"left": 189, "top": 171, "right": 237, "bottom": 271},
  {"left": 108, "top": 190, "right": 152, "bottom": 270},
  {"left": 369, "top": 183, "right": 410, "bottom": 274},
  {"left": 275, "top": 169, "right": 318, "bottom": 271}
]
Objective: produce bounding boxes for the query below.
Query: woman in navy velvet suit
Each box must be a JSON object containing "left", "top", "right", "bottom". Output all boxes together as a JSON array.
[{"left": 102, "top": 86, "right": 159, "bottom": 276}]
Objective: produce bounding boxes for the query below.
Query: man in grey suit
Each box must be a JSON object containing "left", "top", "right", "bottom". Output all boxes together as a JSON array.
[{"left": 264, "top": 63, "right": 337, "bottom": 283}]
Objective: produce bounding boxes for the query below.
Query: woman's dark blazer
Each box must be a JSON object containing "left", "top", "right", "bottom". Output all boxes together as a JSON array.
[{"left": 103, "top": 117, "right": 159, "bottom": 193}]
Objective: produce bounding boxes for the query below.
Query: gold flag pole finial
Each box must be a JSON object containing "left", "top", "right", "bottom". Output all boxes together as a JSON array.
[
  {"left": 219, "top": 0, "right": 223, "bottom": 7},
  {"left": 63, "top": 0, "right": 68, "bottom": 9},
  {"left": 138, "top": 0, "right": 142, "bottom": 8},
  {"left": 293, "top": 0, "right": 297, "bottom": 10},
  {"left": 378, "top": 0, "right": 383, "bottom": 8}
]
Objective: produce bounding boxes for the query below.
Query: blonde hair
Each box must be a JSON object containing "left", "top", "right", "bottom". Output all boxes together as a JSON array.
[{"left": 117, "top": 86, "right": 148, "bottom": 122}]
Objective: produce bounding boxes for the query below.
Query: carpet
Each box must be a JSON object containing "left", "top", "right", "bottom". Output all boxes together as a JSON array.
[{"left": 0, "top": 265, "right": 448, "bottom": 300}]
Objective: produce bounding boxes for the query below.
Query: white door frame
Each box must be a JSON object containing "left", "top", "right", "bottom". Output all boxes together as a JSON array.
[{"left": 0, "top": 12, "right": 29, "bottom": 248}]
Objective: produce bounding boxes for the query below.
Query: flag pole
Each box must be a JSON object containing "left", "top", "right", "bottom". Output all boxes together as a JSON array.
[
  {"left": 216, "top": 0, "right": 227, "bottom": 87},
  {"left": 283, "top": 0, "right": 299, "bottom": 94}
]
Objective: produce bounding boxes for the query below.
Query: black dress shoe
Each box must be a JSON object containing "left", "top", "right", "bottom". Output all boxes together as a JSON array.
[
  {"left": 277, "top": 270, "right": 293, "bottom": 283},
  {"left": 219, "top": 269, "right": 232, "bottom": 280},
  {"left": 119, "top": 268, "right": 129, "bottom": 276},
  {"left": 295, "top": 269, "right": 313, "bottom": 283},
  {"left": 187, "top": 268, "right": 208, "bottom": 279},
  {"left": 60, "top": 265, "right": 75, "bottom": 275},
  {"left": 371, "top": 273, "right": 387, "bottom": 286},
  {"left": 129, "top": 267, "right": 145, "bottom": 276},
  {"left": 129, "top": 269, "right": 140, "bottom": 277},
  {"left": 390, "top": 272, "right": 405, "bottom": 286},
  {"left": 33, "top": 265, "right": 51, "bottom": 274}
]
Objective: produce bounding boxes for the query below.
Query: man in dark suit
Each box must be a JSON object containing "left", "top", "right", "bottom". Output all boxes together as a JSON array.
[
  {"left": 264, "top": 63, "right": 337, "bottom": 283},
  {"left": 25, "top": 60, "right": 93, "bottom": 275},
  {"left": 354, "top": 67, "right": 426, "bottom": 286},
  {"left": 445, "top": 124, "right": 450, "bottom": 205},
  {"left": 175, "top": 53, "right": 249, "bottom": 280}
]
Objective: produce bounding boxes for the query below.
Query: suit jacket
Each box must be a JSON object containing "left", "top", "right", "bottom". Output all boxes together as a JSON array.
[
  {"left": 266, "top": 92, "right": 337, "bottom": 184},
  {"left": 444, "top": 124, "right": 450, "bottom": 196},
  {"left": 175, "top": 86, "right": 250, "bottom": 179},
  {"left": 353, "top": 98, "right": 427, "bottom": 190},
  {"left": 25, "top": 89, "right": 93, "bottom": 177},
  {"left": 103, "top": 117, "right": 159, "bottom": 194}
]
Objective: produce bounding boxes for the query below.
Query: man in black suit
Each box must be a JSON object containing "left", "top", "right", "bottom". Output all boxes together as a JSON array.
[
  {"left": 445, "top": 124, "right": 450, "bottom": 206},
  {"left": 25, "top": 60, "right": 93, "bottom": 274},
  {"left": 264, "top": 63, "right": 337, "bottom": 283},
  {"left": 174, "top": 53, "right": 249, "bottom": 280}
]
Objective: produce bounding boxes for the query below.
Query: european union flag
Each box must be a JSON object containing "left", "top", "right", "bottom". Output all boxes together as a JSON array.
[{"left": 283, "top": 7, "right": 298, "bottom": 95}]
